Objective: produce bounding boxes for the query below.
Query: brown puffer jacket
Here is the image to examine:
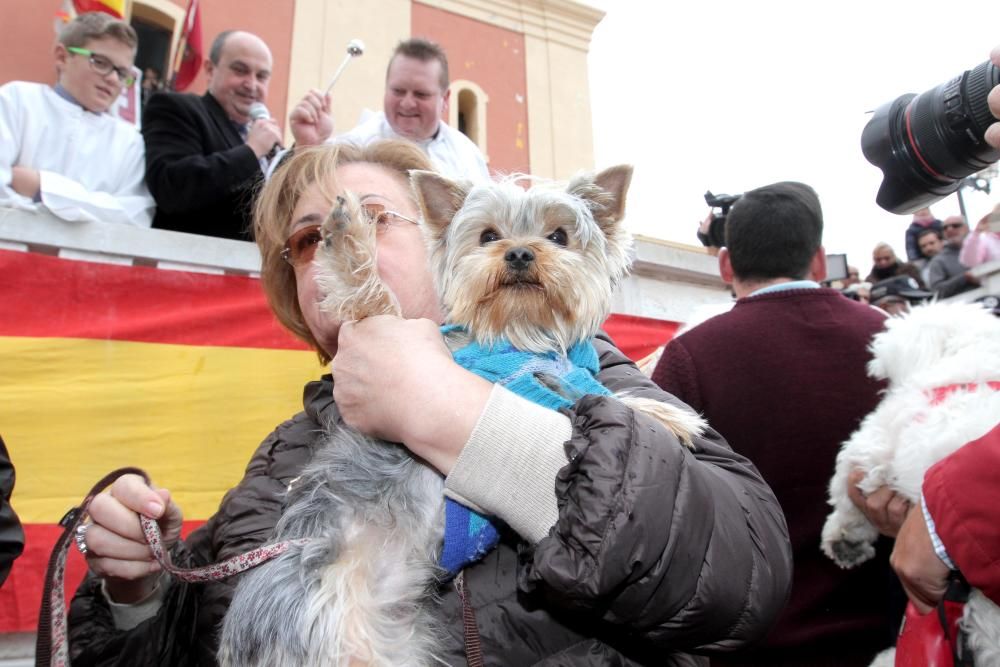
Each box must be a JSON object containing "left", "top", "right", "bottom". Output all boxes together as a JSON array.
[
  {"left": 68, "top": 335, "right": 792, "bottom": 666},
  {"left": 1, "top": 435, "right": 25, "bottom": 588}
]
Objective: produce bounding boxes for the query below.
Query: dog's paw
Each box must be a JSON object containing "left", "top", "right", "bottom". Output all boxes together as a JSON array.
[
  {"left": 318, "top": 195, "right": 371, "bottom": 272},
  {"left": 314, "top": 195, "right": 401, "bottom": 320},
  {"left": 824, "top": 538, "right": 876, "bottom": 569}
]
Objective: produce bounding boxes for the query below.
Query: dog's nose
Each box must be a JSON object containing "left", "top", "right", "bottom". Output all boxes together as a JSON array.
[{"left": 504, "top": 247, "right": 535, "bottom": 271}]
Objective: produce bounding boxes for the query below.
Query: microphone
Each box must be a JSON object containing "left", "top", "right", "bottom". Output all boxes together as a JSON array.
[
  {"left": 324, "top": 39, "right": 365, "bottom": 96},
  {"left": 249, "top": 102, "right": 271, "bottom": 122},
  {"left": 248, "top": 102, "right": 282, "bottom": 159}
]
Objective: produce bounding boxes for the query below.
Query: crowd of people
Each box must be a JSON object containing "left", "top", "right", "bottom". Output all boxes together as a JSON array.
[
  {"left": 837, "top": 202, "right": 1000, "bottom": 315},
  {"left": 1, "top": 10, "right": 999, "bottom": 667}
]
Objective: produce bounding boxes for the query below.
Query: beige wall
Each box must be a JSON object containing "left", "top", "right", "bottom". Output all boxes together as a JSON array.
[
  {"left": 0, "top": 0, "right": 296, "bottom": 133},
  {"left": 417, "top": 0, "right": 602, "bottom": 179},
  {"left": 286, "top": 0, "right": 411, "bottom": 144},
  {"left": 412, "top": 2, "right": 530, "bottom": 174}
]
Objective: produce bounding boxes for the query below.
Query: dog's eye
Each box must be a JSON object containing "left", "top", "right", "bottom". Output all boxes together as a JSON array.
[
  {"left": 480, "top": 229, "right": 501, "bottom": 245},
  {"left": 547, "top": 228, "right": 568, "bottom": 246}
]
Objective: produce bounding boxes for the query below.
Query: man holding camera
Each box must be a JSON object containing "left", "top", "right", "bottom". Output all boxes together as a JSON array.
[{"left": 651, "top": 182, "right": 896, "bottom": 666}]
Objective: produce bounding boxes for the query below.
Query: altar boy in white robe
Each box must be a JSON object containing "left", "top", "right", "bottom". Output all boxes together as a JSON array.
[{"left": 0, "top": 12, "right": 154, "bottom": 227}]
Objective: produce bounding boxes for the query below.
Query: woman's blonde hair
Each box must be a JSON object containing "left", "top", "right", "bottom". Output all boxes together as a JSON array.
[{"left": 255, "top": 140, "right": 435, "bottom": 364}]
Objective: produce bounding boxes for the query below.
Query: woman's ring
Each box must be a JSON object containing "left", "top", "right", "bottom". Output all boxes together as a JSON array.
[{"left": 74, "top": 522, "right": 91, "bottom": 555}]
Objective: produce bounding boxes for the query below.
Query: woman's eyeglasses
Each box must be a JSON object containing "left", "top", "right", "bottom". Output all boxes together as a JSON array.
[
  {"left": 67, "top": 47, "right": 136, "bottom": 87},
  {"left": 281, "top": 203, "right": 418, "bottom": 266}
]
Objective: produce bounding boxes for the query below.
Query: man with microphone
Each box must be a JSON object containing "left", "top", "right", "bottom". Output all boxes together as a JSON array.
[{"left": 143, "top": 30, "right": 282, "bottom": 240}]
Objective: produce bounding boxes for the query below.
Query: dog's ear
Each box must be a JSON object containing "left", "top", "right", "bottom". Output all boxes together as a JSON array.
[
  {"left": 410, "top": 170, "right": 471, "bottom": 241},
  {"left": 568, "top": 165, "right": 633, "bottom": 232}
]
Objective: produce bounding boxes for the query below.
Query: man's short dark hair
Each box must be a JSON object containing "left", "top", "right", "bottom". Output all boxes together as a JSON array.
[
  {"left": 58, "top": 11, "right": 137, "bottom": 51},
  {"left": 725, "top": 181, "right": 823, "bottom": 282},
  {"left": 209, "top": 30, "right": 237, "bottom": 65},
  {"left": 916, "top": 227, "right": 942, "bottom": 242},
  {"left": 388, "top": 38, "right": 449, "bottom": 91}
]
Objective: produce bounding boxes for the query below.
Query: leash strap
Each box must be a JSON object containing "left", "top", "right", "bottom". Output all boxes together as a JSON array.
[
  {"left": 455, "top": 571, "right": 484, "bottom": 667},
  {"left": 942, "top": 572, "right": 974, "bottom": 667},
  {"left": 37, "top": 467, "right": 308, "bottom": 667}
]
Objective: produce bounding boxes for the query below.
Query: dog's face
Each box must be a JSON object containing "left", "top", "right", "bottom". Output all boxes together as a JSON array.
[{"left": 411, "top": 167, "right": 634, "bottom": 353}]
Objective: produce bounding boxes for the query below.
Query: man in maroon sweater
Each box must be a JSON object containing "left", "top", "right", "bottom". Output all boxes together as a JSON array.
[{"left": 651, "top": 182, "right": 896, "bottom": 667}]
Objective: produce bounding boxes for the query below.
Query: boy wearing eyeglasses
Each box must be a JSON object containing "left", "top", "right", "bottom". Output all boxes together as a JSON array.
[{"left": 0, "top": 12, "right": 154, "bottom": 227}]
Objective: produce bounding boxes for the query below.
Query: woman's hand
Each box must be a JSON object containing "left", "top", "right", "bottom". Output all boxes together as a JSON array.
[
  {"left": 332, "top": 316, "right": 493, "bottom": 475},
  {"left": 84, "top": 473, "right": 183, "bottom": 603}
]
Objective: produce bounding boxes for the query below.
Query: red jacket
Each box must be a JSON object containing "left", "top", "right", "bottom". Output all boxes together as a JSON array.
[{"left": 924, "top": 422, "right": 1000, "bottom": 604}]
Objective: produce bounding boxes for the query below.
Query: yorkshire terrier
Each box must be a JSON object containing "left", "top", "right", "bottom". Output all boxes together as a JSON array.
[{"left": 218, "top": 166, "right": 705, "bottom": 666}]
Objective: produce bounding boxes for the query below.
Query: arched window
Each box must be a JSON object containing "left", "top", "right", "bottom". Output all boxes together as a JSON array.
[{"left": 449, "top": 80, "right": 488, "bottom": 160}]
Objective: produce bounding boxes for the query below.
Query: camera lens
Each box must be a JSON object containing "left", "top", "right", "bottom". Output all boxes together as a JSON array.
[{"left": 861, "top": 61, "right": 1000, "bottom": 214}]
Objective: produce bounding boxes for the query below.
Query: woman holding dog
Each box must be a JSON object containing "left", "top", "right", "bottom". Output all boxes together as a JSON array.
[{"left": 66, "top": 139, "right": 793, "bottom": 665}]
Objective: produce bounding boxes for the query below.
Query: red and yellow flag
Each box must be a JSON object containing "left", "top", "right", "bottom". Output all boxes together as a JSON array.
[
  {"left": 72, "top": 0, "right": 129, "bottom": 19},
  {"left": 0, "top": 249, "right": 322, "bottom": 631}
]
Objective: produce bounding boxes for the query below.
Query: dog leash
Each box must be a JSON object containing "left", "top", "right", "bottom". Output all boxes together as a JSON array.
[
  {"left": 455, "top": 571, "right": 484, "bottom": 667},
  {"left": 36, "top": 467, "right": 309, "bottom": 667},
  {"left": 40, "top": 468, "right": 486, "bottom": 667}
]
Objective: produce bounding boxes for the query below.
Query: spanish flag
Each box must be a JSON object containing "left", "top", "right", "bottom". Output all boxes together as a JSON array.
[
  {"left": 0, "top": 249, "right": 680, "bottom": 631},
  {"left": 72, "top": 0, "right": 129, "bottom": 19},
  {"left": 0, "top": 249, "right": 322, "bottom": 631}
]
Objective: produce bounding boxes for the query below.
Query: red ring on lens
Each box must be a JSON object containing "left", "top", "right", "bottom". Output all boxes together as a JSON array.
[{"left": 904, "top": 103, "right": 946, "bottom": 181}]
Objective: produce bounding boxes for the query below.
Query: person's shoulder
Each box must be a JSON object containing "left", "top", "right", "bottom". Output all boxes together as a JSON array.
[
  {"left": 661, "top": 306, "right": 740, "bottom": 353},
  {"left": 441, "top": 122, "right": 484, "bottom": 153},
  {"left": 0, "top": 80, "right": 40, "bottom": 94},
  {"left": 926, "top": 251, "right": 950, "bottom": 269},
  {"left": 144, "top": 91, "right": 203, "bottom": 115},
  {"left": 338, "top": 111, "right": 387, "bottom": 142},
  {"left": 0, "top": 80, "right": 46, "bottom": 103}
]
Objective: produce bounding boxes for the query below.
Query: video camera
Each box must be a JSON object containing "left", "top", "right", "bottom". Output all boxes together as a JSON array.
[
  {"left": 862, "top": 59, "right": 999, "bottom": 214},
  {"left": 698, "top": 191, "right": 742, "bottom": 248}
]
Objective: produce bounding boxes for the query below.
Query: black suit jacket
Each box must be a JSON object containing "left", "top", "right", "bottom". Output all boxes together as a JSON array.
[{"left": 143, "top": 92, "right": 262, "bottom": 240}]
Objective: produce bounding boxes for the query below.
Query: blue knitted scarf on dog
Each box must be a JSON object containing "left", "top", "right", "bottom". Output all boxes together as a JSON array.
[{"left": 438, "top": 325, "right": 611, "bottom": 577}]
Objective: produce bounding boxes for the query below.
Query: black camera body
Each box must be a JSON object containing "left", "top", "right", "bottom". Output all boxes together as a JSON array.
[
  {"left": 699, "top": 190, "right": 742, "bottom": 248},
  {"left": 862, "top": 60, "right": 999, "bottom": 214}
]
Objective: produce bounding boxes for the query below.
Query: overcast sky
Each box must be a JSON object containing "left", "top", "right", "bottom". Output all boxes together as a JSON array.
[{"left": 587, "top": 1, "right": 999, "bottom": 275}]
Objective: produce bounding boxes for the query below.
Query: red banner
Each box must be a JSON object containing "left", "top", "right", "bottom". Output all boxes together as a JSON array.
[{"left": 172, "top": 0, "right": 202, "bottom": 91}]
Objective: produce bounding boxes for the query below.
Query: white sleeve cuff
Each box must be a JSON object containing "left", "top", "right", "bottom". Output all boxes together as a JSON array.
[
  {"left": 920, "top": 494, "right": 956, "bottom": 571},
  {"left": 445, "top": 384, "right": 572, "bottom": 544},
  {"left": 101, "top": 574, "right": 170, "bottom": 630}
]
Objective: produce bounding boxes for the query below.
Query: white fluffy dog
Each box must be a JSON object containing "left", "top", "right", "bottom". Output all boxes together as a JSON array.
[{"left": 821, "top": 301, "right": 1000, "bottom": 666}]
